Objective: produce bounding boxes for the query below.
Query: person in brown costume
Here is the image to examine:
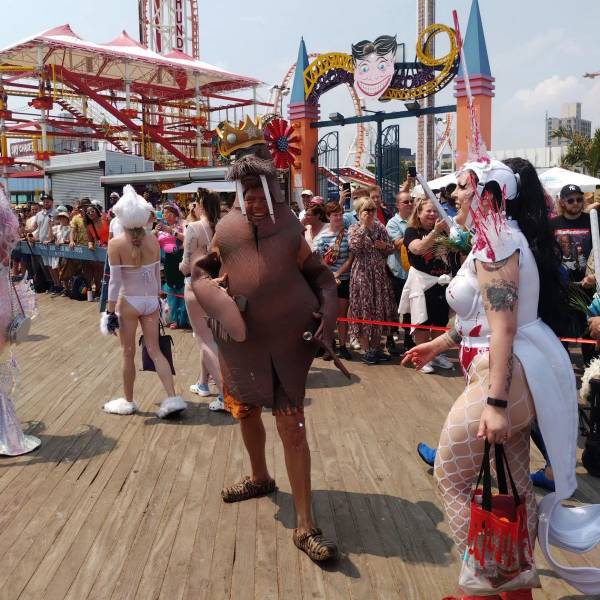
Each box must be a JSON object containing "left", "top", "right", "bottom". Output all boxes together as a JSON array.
[{"left": 190, "top": 117, "right": 341, "bottom": 561}]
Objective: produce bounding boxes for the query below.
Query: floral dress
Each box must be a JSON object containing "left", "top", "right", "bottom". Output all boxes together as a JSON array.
[{"left": 348, "top": 221, "right": 397, "bottom": 341}]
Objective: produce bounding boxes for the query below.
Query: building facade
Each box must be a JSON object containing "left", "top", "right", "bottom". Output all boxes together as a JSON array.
[{"left": 545, "top": 103, "right": 592, "bottom": 147}]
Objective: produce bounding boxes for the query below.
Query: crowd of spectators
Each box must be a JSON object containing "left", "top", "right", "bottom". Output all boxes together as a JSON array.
[
  {"left": 9, "top": 177, "right": 600, "bottom": 369},
  {"left": 8, "top": 190, "right": 224, "bottom": 305}
]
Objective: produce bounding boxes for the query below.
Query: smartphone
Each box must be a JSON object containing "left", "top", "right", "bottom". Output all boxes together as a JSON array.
[
  {"left": 342, "top": 182, "right": 352, "bottom": 210},
  {"left": 408, "top": 166, "right": 417, "bottom": 178},
  {"left": 155, "top": 210, "right": 163, "bottom": 221}
]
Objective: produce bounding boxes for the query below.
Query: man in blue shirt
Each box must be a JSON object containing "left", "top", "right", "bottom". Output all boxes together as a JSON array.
[{"left": 386, "top": 190, "right": 415, "bottom": 353}]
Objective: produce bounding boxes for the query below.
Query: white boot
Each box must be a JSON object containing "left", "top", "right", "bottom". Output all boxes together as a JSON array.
[
  {"left": 103, "top": 398, "right": 138, "bottom": 415},
  {"left": 157, "top": 396, "right": 186, "bottom": 418}
]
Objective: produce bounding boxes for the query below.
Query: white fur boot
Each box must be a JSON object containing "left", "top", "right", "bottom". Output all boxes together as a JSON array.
[
  {"left": 156, "top": 396, "right": 186, "bottom": 418},
  {"left": 103, "top": 398, "right": 138, "bottom": 415}
]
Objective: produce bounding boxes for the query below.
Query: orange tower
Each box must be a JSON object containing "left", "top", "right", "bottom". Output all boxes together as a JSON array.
[
  {"left": 287, "top": 38, "right": 319, "bottom": 200},
  {"left": 455, "top": 0, "right": 494, "bottom": 166}
]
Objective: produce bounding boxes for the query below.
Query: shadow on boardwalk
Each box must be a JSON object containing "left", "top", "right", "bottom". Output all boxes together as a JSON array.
[{"left": 271, "top": 488, "right": 454, "bottom": 573}]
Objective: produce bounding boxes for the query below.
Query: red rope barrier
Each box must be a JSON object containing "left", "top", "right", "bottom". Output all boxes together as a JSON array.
[{"left": 159, "top": 289, "right": 600, "bottom": 346}]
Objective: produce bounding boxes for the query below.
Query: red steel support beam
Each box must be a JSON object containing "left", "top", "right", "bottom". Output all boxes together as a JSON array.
[{"left": 55, "top": 66, "right": 195, "bottom": 166}]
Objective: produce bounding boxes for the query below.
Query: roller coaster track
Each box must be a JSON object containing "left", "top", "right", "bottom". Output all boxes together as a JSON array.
[{"left": 275, "top": 54, "right": 366, "bottom": 169}]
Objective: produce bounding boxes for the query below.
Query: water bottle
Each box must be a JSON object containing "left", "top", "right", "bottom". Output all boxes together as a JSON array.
[{"left": 87, "top": 283, "right": 95, "bottom": 302}]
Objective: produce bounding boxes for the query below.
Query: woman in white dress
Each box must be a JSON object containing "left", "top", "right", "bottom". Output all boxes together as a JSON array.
[
  {"left": 0, "top": 184, "right": 40, "bottom": 455},
  {"left": 404, "top": 159, "right": 600, "bottom": 598}
]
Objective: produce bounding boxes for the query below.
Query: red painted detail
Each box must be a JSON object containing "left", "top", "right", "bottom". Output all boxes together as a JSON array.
[
  {"left": 0, "top": 110, "right": 12, "bottom": 120},
  {"left": 34, "top": 150, "right": 52, "bottom": 161},
  {"left": 7, "top": 169, "right": 43, "bottom": 178},
  {"left": 0, "top": 156, "right": 15, "bottom": 166},
  {"left": 30, "top": 96, "right": 53, "bottom": 110},
  {"left": 120, "top": 108, "right": 138, "bottom": 119}
]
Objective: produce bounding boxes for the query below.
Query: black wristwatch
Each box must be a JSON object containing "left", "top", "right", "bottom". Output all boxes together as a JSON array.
[{"left": 486, "top": 397, "right": 508, "bottom": 409}]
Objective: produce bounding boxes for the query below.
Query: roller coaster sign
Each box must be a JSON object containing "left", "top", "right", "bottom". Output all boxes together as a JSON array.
[{"left": 304, "top": 23, "right": 459, "bottom": 104}]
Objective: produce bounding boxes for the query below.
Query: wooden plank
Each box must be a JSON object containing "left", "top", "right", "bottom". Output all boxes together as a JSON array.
[
  {"left": 1, "top": 297, "right": 599, "bottom": 600},
  {"left": 156, "top": 423, "right": 219, "bottom": 600}
]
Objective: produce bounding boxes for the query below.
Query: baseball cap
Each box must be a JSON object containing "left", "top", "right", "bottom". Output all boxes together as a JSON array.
[
  {"left": 301, "top": 189, "right": 314, "bottom": 196},
  {"left": 560, "top": 184, "right": 583, "bottom": 198}
]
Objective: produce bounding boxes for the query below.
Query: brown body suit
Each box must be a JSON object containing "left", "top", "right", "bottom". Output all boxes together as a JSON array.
[{"left": 214, "top": 202, "right": 324, "bottom": 411}]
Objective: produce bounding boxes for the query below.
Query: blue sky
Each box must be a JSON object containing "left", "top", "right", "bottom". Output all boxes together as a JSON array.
[{"left": 4, "top": 0, "right": 600, "bottom": 155}]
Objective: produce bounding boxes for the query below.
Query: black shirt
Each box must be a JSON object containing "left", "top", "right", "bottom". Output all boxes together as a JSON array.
[
  {"left": 403, "top": 226, "right": 452, "bottom": 277},
  {"left": 550, "top": 213, "right": 591, "bottom": 283}
]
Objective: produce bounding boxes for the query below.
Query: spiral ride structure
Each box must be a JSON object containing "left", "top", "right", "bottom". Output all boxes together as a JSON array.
[{"left": 274, "top": 55, "right": 366, "bottom": 170}]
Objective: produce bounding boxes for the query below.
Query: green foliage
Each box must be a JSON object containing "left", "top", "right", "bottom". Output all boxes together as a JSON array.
[{"left": 552, "top": 126, "right": 600, "bottom": 177}]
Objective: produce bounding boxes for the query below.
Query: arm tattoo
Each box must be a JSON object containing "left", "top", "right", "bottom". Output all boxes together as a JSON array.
[
  {"left": 505, "top": 350, "right": 514, "bottom": 395},
  {"left": 483, "top": 279, "right": 518, "bottom": 312},
  {"left": 480, "top": 257, "right": 509, "bottom": 272},
  {"left": 443, "top": 326, "right": 462, "bottom": 348}
]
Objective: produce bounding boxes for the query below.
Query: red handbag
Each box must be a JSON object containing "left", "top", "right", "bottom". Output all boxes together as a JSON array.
[{"left": 459, "top": 441, "right": 540, "bottom": 594}]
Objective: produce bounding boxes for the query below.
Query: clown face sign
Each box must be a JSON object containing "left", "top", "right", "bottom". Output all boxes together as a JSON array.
[{"left": 351, "top": 35, "right": 397, "bottom": 100}]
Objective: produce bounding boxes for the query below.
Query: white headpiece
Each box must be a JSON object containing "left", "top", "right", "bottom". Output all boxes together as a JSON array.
[
  {"left": 111, "top": 185, "right": 152, "bottom": 229},
  {"left": 459, "top": 159, "right": 519, "bottom": 201}
]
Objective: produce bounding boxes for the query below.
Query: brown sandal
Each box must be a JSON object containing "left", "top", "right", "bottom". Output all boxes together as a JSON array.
[
  {"left": 293, "top": 528, "right": 338, "bottom": 562},
  {"left": 221, "top": 476, "right": 276, "bottom": 503}
]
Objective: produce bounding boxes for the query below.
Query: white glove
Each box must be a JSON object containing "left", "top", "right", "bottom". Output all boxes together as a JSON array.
[{"left": 100, "top": 311, "right": 119, "bottom": 336}]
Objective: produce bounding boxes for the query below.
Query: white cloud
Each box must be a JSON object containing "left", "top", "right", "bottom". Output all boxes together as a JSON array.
[{"left": 512, "top": 75, "right": 580, "bottom": 112}]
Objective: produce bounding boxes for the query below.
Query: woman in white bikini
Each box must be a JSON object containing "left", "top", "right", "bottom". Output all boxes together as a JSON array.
[{"left": 101, "top": 185, "right": 186, "bottom": 418}]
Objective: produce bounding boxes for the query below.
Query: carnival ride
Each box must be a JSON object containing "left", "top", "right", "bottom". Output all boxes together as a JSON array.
[
  {"left": 273, "top": 55, "right": 367, "bottom": 170},
  {"left": 139, "top": 0, "right": 200, "bottom": 59},
  {"left": 0, "top": 22, "right": 264, "bottom": 175}
]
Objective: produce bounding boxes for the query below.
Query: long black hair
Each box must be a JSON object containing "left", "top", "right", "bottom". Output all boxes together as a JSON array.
[{"left": 502, "top": 157, "right": 567, "bottom": 334}]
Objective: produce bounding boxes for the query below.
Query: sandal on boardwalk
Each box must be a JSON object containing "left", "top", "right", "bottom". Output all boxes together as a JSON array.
[
  {"left": 221, "top": 476, "right": 276, "bottom": 503},
  {"left": 293, "top": 528, "right": 338, "bottom": 562}
]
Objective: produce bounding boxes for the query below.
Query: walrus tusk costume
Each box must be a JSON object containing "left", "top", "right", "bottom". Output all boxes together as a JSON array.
[
  {"left": 190, "top": 117, "right": 342, "bottom": 561},
  {"left": 191, "top": 117, "right": 345, "bottom": 413}
]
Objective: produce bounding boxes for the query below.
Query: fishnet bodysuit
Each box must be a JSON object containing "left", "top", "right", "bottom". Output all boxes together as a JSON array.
[{"left": 435, "top": 351, "right": 538, "bottom": 555}]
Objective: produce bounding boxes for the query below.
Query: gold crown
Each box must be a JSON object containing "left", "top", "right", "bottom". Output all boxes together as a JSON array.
[{"left": 216, "top": 115, "right": 265, "bottom": 157}]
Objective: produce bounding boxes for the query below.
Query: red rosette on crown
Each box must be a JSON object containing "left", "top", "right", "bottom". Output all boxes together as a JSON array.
[{"left": 264, "top": 118, "right": 300, "bottom": 170}]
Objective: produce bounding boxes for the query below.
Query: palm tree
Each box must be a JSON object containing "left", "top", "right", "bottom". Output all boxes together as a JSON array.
[{"left": 552, "top": 126, "right": 600, "bottom": 176}]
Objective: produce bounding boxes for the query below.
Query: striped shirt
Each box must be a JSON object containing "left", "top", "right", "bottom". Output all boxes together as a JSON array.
[{"left": 315, "top": 226, "right": 350, "bottom": 280}]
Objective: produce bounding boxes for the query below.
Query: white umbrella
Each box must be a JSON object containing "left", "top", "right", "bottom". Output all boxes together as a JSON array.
[
  {"left": 412, "top": 173, "right": 457, "bottom": 197},
  {"left": 538, "top": 167, "right": 600, "bottom": 197},
  {"left": 162, "top": 181, "right": 236, "bottom": 194}
]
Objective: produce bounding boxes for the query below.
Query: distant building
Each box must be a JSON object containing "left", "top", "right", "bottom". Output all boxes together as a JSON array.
[{"left": 545, "top": 103, "right": 592, "bottom": 147}]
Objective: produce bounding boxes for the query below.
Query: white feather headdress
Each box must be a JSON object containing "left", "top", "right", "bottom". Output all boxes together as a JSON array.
[{"left": 111, "top": 185, "right": 152, "bottom": 229}]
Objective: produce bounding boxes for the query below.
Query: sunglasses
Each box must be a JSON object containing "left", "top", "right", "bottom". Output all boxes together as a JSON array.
[
  {"left": 400, "top": 201, "right": 414, "bottom": 205},
  {"left": 564, "top": 197, "right": 584, "bottom": 204},
  {"left": 363, "top": 208, "right": 376, "bottom": 213}
]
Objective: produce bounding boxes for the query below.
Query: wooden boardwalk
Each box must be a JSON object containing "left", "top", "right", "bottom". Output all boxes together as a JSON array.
[{"left": 1, "top": 295, "right": 599, "bottom": 600}]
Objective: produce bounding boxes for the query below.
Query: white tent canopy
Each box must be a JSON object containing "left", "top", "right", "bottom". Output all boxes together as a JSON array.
[
  {"left": 162, "top": 181, "right": 236, "bottom": 194},
  {"left": 538, "top": 167, "right": 600, "bottom": 197},
  {"left": 412, "top": 173, "right": 457, "bottom": 198}
]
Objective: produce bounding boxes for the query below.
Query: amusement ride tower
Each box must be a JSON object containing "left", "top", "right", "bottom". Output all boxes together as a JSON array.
[
  {"left": 138, "top": 0, "right": 200, "bottom": 58},
  {"left": 416, "top": 0, "right": 436, "bottom": 180}
]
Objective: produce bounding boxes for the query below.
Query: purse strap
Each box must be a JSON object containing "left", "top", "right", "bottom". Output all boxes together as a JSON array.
[
  {"left": 494, "top": 442, "right": 521, "bottom": 507},
  {"left": 475, "top": 441, "right": 520, "bottom": 512}
]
